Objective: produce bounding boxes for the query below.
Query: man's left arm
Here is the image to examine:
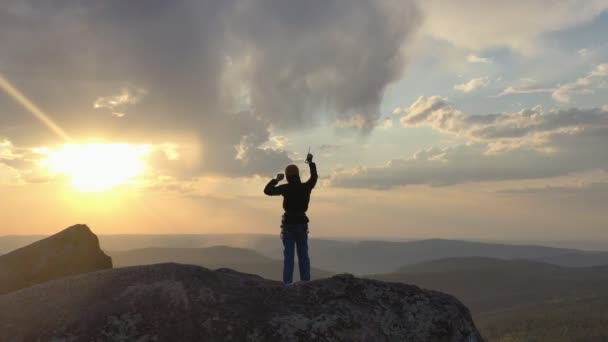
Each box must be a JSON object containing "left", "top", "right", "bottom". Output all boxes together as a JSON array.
[{"left": 306, "top": 154, "right": 318, "bottom": 189}]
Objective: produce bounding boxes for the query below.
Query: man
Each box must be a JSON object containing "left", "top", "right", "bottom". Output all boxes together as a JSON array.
[{"left": 264, "top": 153, "right": 318, "bottom": 284}]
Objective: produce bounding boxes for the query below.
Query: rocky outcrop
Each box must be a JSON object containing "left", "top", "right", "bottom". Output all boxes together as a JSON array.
[
  {"left": 0, "top": 263, "right": 482, "bottom": 342},
  {"left": 0, "top": 224, "right": 112, "bottom": 295}
]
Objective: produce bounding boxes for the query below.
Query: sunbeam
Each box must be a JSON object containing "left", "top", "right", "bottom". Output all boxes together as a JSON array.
[{"left": 0, "top": 74, "right": 71, "bottom": 141}]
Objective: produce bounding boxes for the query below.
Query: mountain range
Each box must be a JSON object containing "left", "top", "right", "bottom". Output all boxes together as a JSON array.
[
  {"left": 3, "top": 234, "right": 608, "bottom": 274},
  {"left": 95, "top": 235, "right": 608, "bottom": 273}
]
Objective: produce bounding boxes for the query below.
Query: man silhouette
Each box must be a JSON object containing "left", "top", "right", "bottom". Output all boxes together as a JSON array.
[{"left": 264, "top": 153, "right": 317, "bottom": 284}]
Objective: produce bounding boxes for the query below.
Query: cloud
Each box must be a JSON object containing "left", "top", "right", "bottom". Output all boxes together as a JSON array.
[
  {"left": 552, "top": 63, "right": 608, "bottom": 103},
  {"left": 454, "top": 77, "right": 490, "bottom": 93},
  {"left": 93, "top": 87, "right": 147, "bottom": 117},
  {"left": 398, "top": 95, "right": 457, "bottom": 128},
  {"left": 335, "top": 114, "right": 371, "bottom": 130},
  {"left": 501, "top": 181, "right": 608, "bottom": 196},
  {"left": 495, "top": 64, "right": 608, "bottom": 101},
  {"left": 0, "top": 138, "right": 57, "bottom": 184},
  {"left": 497, "top": 176, "right": 608, "bottom": 207},
  {"left": 224, "top": 0, "right": 422, "bottom": 132},
  {"left": 265, "top": 135, "right": 289, "bottom": 151},
  {"left": 496, "top": 85, "right": 554, "bottom": 97},
  {"left": 467, "top": 54, "right": 492, "bottom": 64},
  {"left": 319, "top": 144, "right": 341, "bottom": 153},
  {"left": 0, "top": 139, "right": 19, "bottom": 160},
  {"left": 0, "top": 139, "right": 21, "bottom": 185},
  {"left": 417, "top": 0, "right": 608, "bottom": 51},
  {"left": 332, "top": 144, "right": 583, "bottom": 189},
  {"left": 0, "top": 0, "right": 422, "bottom": 177},
  {"left": 334, "top": 98, "right": 608, "bottom": 189},
  {"left": 382, "top": 117, "right": 394, "bottom": 129},
  {"left": 578, "top": 48, "right": 595, "bottom": 60},
  {"left": 401, "top": 96, "right": 608, "bottom": 147}
]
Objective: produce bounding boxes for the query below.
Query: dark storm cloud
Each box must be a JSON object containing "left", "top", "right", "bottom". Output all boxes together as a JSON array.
[
  {"left": 225, "top": 0, "right": 421, "bottom": 131},
  {"left": 0, "top": 0, "right": 421, "bottom": 176}
]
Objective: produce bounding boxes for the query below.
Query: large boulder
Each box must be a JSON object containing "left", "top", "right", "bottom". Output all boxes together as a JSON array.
[
  {"left": 0, "top": 224, "right": 112, "bottom": 295},
  {"left": 0, "top": 263, "right": 482, "bottom": 341}
]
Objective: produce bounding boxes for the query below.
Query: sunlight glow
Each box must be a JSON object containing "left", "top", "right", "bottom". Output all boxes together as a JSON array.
[
  {"left": 40, "top": 143, "right": 152, "bottom": 192},
  {"left": 0, "top": 74, "right": 71, "bottom": 141}
]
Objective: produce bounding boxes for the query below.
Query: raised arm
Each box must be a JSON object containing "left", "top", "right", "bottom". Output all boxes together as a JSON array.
[
  {"left": 264, "top": 173, "right": 284, "bottom": 196},
  {"left": 306, "top": 157, "right": 318, "bottom": 189}
]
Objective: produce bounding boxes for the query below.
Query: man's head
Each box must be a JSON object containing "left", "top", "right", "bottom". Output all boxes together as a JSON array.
[
  {"left": 285, "top": 164, "right": 300, "bottom": 183},
  {"left": 285, "top": 164, "right": 299, "bottom": 177}
]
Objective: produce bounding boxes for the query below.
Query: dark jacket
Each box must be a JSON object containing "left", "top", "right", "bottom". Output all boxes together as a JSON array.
[{"left": 264, "top": 162, "right": 318, "bottom": 224}]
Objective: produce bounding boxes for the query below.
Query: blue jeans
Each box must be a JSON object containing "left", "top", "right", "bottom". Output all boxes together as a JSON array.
[{"left": 281, "top": 224, "right": 310, "bottom": 284}]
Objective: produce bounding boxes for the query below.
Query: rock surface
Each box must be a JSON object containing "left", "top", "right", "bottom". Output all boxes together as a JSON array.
[
  {"left": 0, "top": 263, "right": 482, "bottom": 342},
  {"left": 0, "top": 224, "right": 112, "bottom": 295}
]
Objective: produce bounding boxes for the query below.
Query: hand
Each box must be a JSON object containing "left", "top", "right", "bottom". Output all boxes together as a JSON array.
[
  {"left": 276, "top": 173, "right": 285, "bottom": 182},
  {"left": 306, "top": 153, "right": 314, "bottom": 164}
]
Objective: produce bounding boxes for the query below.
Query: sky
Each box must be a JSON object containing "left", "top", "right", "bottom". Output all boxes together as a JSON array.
[{"left": 1, "top": 1, "right": 607, "bottom": 248}]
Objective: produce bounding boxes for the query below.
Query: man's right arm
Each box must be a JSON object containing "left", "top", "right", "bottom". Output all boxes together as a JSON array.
[
  {"left": 306, "top": 162, "right": 318, "bottom": 189},
  {"left": 264, "top": 175, "right": 284, "bottom": 196}
]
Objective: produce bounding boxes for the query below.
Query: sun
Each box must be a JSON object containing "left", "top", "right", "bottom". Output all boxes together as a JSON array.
[{"left": 40, "top": 143, "right": 152, "bottom": 192}]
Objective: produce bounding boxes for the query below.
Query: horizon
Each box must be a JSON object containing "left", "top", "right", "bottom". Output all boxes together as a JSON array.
[
  {"left": 1, "top": 1, "right": 607, "bottom": 246},
  {"left": 2, "top": 229, "right": 608, "bottom": 252}
]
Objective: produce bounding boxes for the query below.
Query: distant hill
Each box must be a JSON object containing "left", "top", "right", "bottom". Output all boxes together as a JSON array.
[
  {"left": 0, "top": 225, "right": 111, "bottom": 295},
  {"left": 108, "top": 246, "right": 333, "bottom": 281},
  {"left": 537, "top": 250, "right": 608, "bottom": 267},
  {"left": 99, "top": 233, "right": 355, "bottom": 256},
  {"left": 0, "top": 233, "right": 353, "bottom": 254},
  {"left": 369, "top": 257, "right": 608, "bottom": 342},
  {"left": 110, "top": 245, "right": 275, "bottom": 266},
  {"left": 258, "top": 238, "right": 608, "bottom": 274},
  {"left": 0, "top": 235, "right": 45, "bottom": 255},
  {"left": 395, "top": 256, "right": 566, "bottom": 273},
  {"left": 334, "top": 239, "right": 608, "bottom": 274},
  {"left": 94, "top": 235, "right": 608, "bottom": 274},
  {"left": 3, "top": 234, "right": 608, "bottom": 274}
]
